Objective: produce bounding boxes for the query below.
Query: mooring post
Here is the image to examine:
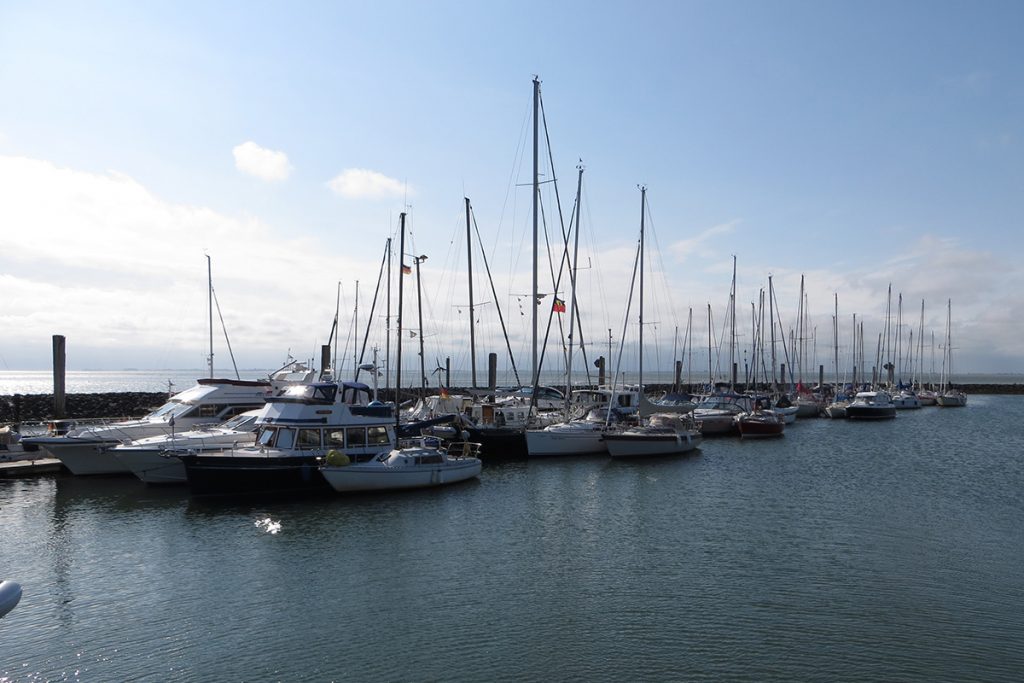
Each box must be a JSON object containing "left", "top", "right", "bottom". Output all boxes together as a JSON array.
[
  {"left": 52, "top": 334, "right": 66, "bottom": 419},
  {"left": 487, "top": 353, "right": 497, "bottom": 393},
  {"left": 819, "top": 364, "right": 824, "bottom": 389},
  {"left": 597, "top": 356, "right": 606, "bottom": 386},
  {"left": 674, "top": 360, "right": 682, "bottom": 393},
  {"left": 445, "top": 357, "right": 451, "bottom": 389}
]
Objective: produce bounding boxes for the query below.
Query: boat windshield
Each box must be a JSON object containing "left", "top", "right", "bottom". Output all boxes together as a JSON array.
[
  {"left": 279, "top": 384, "right": 338, "bottom": 403},
  {"left": 219, "top": 413, "right": 259, "bottom": 431},
  {"left": 146, "top": 401, "right": 194, "bottom": 420}
]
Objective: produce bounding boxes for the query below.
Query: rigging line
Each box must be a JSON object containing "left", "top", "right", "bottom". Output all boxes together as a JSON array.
[
  {"left": 471, "top": 206, "right": 522, "bottom": 386},
  {"left": 607, "top": 236, "right": 643, "bottom": 426},
  {"left": 535, "top": 189, "right": 570, "bottom": 382},
  {"left": 210, "top": 286, "right": 240, "bottom": 380},
  {"left": 354, "top": 241, "right": 390, "bottom": 384}
]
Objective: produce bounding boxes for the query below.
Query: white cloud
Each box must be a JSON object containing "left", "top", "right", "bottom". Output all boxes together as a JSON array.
[
  {"left": 0, "top": 155, "right": 380, "bottom": 369},
  {"left": 669, "top": 219, "right": 740, "bottom": 261},
  {"left": 232, "top": 141, "right": 293, "bottom": 181},
  {"left": 328, "top": 168, "right": 408, "bottom": 200}
]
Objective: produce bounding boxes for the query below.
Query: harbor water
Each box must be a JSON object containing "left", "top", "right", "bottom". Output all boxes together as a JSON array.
[{"left": 2, "top": 396, "right": 1024, "bottom": 681}]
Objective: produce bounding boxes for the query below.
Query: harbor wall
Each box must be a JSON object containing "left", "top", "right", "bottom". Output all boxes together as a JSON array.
[
  {"left": 1, "top": 384, "right": 1021, "bottom": 423},
  {"left": 0, "top": 392, "right": 168, "bottom": 424}
]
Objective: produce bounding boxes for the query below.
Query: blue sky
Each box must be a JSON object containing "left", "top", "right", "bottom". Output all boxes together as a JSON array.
[{"left": 1, "top": 0, "right": 1021, "bottom": 380}]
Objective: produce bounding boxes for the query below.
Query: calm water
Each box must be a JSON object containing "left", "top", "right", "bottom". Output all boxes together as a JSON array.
[{"left": 3, "top": 397, "right": 1024, "bottom": 681}]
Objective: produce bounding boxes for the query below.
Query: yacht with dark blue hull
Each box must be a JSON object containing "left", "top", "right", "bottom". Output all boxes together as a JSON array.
[{"left": 177, "top": 382, "right": 396, "bottom": 496}]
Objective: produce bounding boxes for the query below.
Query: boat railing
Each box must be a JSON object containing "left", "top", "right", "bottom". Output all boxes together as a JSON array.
[{"left": 443, "top": 441, "right": 482, "bottom": 459}]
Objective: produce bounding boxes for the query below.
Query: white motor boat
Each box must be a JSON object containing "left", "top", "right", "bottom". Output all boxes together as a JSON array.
[
  {"left": 0, "top": 580, "right": 22, "bottom": 618},
  {"left": 892, "top": 389, "right": 922, "bottom": 409},
  {"left": 319, "top": 437, "right": 482, "bottom": 492},
  {"left": 23, "top": 365, "right": 316, "bottom": 476},
  {"left": 113, "top": 410, "right": 262, "bottom": 485},
  {"left": 846, "top": 390, "right": 897, "bottom": 420},
  {"left": 604, "top": 413, "right": 702, "bottom": 458}
]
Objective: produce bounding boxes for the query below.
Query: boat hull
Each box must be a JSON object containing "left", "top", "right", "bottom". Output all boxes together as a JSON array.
[
  {"left": 936, "top": 392, "right": 967, "bottom": 407},
  {"left": 693, "top": 414, "right": 737, "bottom": 436},
  {"left": 604, "top": 432, "right": 701, "bottom": 457},
  {"left": 525, "top": 428, "right": 606, "bottom": 457},
  {"left": 178, "top": 453, "right": 331, "bottom": 496},
  {"left": 321, "top": 460, "right": 481, "bottom": 492},
  {"left": 736, "top": 414, "right": 785, "bottom": 439},
  {"left": 28, "top": 438, "right": 130, "bottom": 475},
  {"left": 114, "top": 449, "right": 187, "bottom": 484},
  {"left": 464, "top": 426, "right": 526, "bottom": 459},
  {"left": 846, "top": 406, "right": 896, "bottom": 420}
]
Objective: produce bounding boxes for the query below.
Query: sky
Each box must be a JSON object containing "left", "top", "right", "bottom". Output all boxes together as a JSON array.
[{"left": 0, "top": 0, "right": 1021, "bottom": 383}]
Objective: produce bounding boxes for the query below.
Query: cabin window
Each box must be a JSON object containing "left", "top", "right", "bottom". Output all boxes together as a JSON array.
[
  {"left": 347, "top": 428, "right": 366, "bottom": 447},
  {"left": 197, "top": 404, "right": 225, "bottom": 418},
  {"left": 617, "top": 395, "right": 631, "bottom": 407},
  {"left": 257, "top": 427, "right": 276, "bottom": 446},
  {"left": 367, "top": 426, "right": 389, "bottom": 446},
  {"left": 275, "top": 428, "right": 296, "bottom": 449},
  {"left": 326, "top": 430, "right": 345, "bottom": 447},
  {"left": 417, "top": 454, "right": 443, "bottom": 465},
  {"left": 297, "top": 429, "right": 322, "bottom": 449}
]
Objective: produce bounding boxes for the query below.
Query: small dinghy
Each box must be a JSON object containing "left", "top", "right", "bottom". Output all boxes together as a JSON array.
[{"left": 0, "top": 580, "right": 23, "bottom": 618}]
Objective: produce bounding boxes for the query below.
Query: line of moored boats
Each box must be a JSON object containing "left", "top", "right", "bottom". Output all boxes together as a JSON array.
[{"left": 0, "top": 361, "right": 967, "bottom": 497}]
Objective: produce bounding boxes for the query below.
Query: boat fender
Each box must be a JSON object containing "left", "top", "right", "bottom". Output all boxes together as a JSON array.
[{"left": 325, "top": 449, "right": 350, "bottom": 467}]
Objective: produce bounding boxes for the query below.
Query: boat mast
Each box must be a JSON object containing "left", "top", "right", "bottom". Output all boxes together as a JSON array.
[
  {"left": 707, "top": 303, "right": 713, "bottom": 390},
  {"left": 833, "top": 293, "right": 839, "bottom": 388},
  {"left": 729, "top": 255, "right": 736, "bottom": 391},
  {"left": 465, "top": 197, "right": 477, "bottom": 388},
  {"left": 395, "top": 212, "right": 407, "bottom": 422},
  {"left": 353, "top": 280, "right": 359, "bottom": 380},
  {"left": 638, "top": 186, "right": 646, "bottom": 391},
  {"left": 531, "top": 76, "right": 540, "bottom": 392},
  {"left": 206, "top": 254, "right": 214, "bottom": 379},
  {"left": 385, "top": 237, "right": 392, "bottom": 393},
  {"left": 769, "top": 275, "right": 777, "bottom": 391}
]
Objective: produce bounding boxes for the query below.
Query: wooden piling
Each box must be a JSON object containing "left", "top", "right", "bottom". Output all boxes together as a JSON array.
[{"left": 52, "top": 335, "right": 66, "bottom": 419}]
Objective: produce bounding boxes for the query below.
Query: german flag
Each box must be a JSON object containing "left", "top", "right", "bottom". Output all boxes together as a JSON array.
[{"left": 552, "top": 298, "right": 566, "bottom": 313}]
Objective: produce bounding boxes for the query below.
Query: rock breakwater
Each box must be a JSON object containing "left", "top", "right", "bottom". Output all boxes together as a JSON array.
[{"left": 0, "top": 392, "right": 169, "bottom": 424}]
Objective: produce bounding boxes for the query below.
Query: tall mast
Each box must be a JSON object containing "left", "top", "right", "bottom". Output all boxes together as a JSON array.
[
  {"left": 385, "top": 237, "right": 392, "bottom": 392},
  {"left": 353, "top": 280, "right": 359, "bottom": 380},
  {"left": 707, "top": 303, "right": 713, "bottom": 389},
  {"left": 833, "top": 293, "right": 839, "bottom": 387},
  {"left": 769, "top": 275, "right": 777, "bottom": 390},
  {"left": 729, "top": 255, "right": 736, "bottom": 390},
  {"left": 465, "top": 197, "right": 477, "bottom": 388},
  {"left": 206, "top": 254, "right": 214, "bottom": 379},
  {"left": 395, "top": 212, "right": 407, "bottom": 422},
  {"left": 531, "top": 76, "right": 540, "bottom": 390},
  {"left": 638, "top": 186, "right": 646, "bottom": 389}
]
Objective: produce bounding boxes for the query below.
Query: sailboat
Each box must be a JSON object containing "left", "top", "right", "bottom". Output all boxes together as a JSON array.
[
  {"left": 604, "top": 187, "right": 702, "bottom": 458},
  {"left": 936, "top": 299, "right": 967, "bottom": 407}
]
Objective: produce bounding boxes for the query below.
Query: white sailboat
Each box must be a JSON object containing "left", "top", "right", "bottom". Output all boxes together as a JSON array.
[
  {"left": 936, "top": 299, "right": 967, "bottom": 407},
  {"left": 604, "top": 187, "right": 701, "bottom": 458}
]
